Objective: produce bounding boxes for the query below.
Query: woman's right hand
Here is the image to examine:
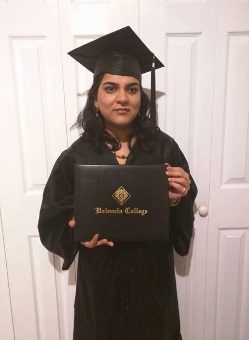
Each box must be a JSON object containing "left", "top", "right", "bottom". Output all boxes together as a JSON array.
[
  {"left": 81, "top": 234, "right": 114, "bottom": 248},
  {"left": 68, "top": 217, "right": 114, "bottom": 248}
]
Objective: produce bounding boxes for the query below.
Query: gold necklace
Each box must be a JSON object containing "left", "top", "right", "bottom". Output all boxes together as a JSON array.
[{"left": 112, "top": 152, "right": 128, "bottom": 159}]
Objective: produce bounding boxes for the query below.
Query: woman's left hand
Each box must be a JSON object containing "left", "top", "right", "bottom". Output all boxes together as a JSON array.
[{"left": 165, "top": 166, "right": 191, "bottom": 206}]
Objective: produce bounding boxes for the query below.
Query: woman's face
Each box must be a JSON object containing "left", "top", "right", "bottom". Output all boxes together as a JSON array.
[{"left": 94, "top": 73, "right": 141, "bottom": 131}]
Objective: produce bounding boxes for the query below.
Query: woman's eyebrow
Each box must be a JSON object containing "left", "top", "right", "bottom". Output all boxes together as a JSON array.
[
  {"left": 126, "top": 82, "right": 140, "bottom": 87},
  {"left": 102, "top": 82, "right": 117, "bottom": 86},
  {"left": 102, "top": 81, "right": 140, "bottom": 86}
]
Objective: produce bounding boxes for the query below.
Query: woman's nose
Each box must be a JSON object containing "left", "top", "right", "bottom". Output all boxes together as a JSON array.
[{"left": 116, "top": 89, "right": 128, "bottom": 104}]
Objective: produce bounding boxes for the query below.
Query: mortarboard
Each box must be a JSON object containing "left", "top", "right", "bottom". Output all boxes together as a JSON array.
[{"left": 68, "top": 26, "right": 164, "bottom": 123}]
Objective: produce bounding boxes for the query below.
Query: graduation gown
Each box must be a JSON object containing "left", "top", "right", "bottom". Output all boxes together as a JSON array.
[{"left": 38, "top": 130, "right": 197, "bottom": 340}]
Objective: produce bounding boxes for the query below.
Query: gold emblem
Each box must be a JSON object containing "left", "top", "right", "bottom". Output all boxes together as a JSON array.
[{"left": 112, "top": 186, "right": 131, "bottom": 206}]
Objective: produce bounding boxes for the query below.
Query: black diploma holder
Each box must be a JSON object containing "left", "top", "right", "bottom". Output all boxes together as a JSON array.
[{"left": 74, "top": 165, "right": 169, "bottom": 242}]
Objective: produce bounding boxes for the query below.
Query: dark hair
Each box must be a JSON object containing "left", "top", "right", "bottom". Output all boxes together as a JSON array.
[{"left": 72, "top": 73, "right": 159, "bottom": 151}]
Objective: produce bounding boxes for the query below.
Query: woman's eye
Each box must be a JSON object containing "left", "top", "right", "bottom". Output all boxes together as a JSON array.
[
  {"left": 104, "top": 86, "right": 116, "bottom": 93},
  {"left": 128, "top": 87, "right": 139, "bottom": 94}
]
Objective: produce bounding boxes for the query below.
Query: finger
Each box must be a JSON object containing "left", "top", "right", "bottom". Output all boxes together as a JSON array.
[
  {"left": 168, "top": 176, "right": 187, "bottom": 186},
  {"left": 96, "top": 239, "right": 109, "bottom": 246},
  {"left": 169, "top": 181, "right": 189, "bottom": 196},
  {"left": 68, "top": 217, "right": 76, "bottom": 228},
  {"left": 96, "top": 239, "right": 114, "bottom": 247},
  {"left": 166, "top": 171, "right": 188, "bottom": 180},
  {"left": 106, "top": 241, "right": 114, "bottom": 247},
  {"left": 168, "top": 178, "right": 190, "bottom": 195},
  {"left": 165, "top": 166, "right": 182, "bottom": 174},
  {"left": 166, "top": 167, "right": 189, "bottom": 179},
  {"left": 82, "top": 234, "right": 99, "bottom": 248}
]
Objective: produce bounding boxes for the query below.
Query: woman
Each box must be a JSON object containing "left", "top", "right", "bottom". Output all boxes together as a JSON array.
[{"left": 38, "top": 27, "right": 197, "bottom": 340}]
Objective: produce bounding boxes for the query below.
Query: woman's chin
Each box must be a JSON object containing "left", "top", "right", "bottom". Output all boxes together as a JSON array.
[{"left": 105, "top": 119, "right": 135, "bottom": 130}]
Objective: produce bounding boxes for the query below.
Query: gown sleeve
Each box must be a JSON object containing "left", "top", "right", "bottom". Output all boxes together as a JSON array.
[
  {"left": 38, "top": 147, "right": 79, "bottom": 270},
  {"left": 165, "top": 139, "right": 198, "bottom": 256}
]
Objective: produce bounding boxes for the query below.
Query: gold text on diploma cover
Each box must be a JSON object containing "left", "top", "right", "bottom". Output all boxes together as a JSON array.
[{"left": 95, "top": 207, "right": 148, "bottom": 216}]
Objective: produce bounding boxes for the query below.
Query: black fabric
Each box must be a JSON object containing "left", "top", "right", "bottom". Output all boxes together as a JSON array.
[
  {"left": 38, "top": 130, "right": 197, "bottom": 340},
  {"left": 74, "top": 165, "right": 169, "bottom": 242},
  {"left": 94, "top": 51, "right": 142, "bottom": 82},
  {"left": 150, "top": 56, "right": 156, "bottom": 124},
  {"left": 68, "top": 26, "right": 164, "bottom": 76}
]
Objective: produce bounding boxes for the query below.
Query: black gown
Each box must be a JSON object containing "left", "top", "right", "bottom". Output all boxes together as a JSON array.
[{"left": 38, "top": 130, "right": 197, "bottom": 340}]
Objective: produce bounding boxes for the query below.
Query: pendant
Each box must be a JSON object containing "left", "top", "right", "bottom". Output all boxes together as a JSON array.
[{"left": 113, "top": 152, "right": 128, "bottom": 159}]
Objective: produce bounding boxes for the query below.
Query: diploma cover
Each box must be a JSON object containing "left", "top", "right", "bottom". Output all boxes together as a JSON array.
[{"left": 74, "top": 165, "right": 169, "bottom": 242}]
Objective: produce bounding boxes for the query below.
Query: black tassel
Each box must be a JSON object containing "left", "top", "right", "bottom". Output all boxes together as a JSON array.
[{"left": 151, "top": 55, "right": 156, "bottom": 124}]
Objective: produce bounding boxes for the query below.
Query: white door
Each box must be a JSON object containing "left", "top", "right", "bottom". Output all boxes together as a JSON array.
[
  {"left": 0, "top": 1, "right": 74, "bottom": 339},
  {"left": 205, "top": 1, "right": 249, "bottom": 339}
]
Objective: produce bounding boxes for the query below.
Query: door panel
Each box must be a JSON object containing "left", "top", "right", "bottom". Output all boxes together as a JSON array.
[
  {"left": 205, "top": 1, "right": 249, "bottom": 339},
  {"left": 0, "top": 212, "right": 14, "bottom": 340}
]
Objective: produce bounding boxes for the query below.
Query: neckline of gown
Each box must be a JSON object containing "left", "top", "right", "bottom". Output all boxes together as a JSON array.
[{"left": 104, "top": 140, "right": 137, "bottom": 165}]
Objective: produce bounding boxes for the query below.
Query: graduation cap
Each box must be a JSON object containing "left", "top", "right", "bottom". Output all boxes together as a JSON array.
[{"left": 68, "top": 26, "right": 164, "bottom": 123}]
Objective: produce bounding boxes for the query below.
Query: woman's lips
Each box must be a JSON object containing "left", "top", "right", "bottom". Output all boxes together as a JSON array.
[{"left": 114, "top": 108, "right": 130, "bottom": 113}]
